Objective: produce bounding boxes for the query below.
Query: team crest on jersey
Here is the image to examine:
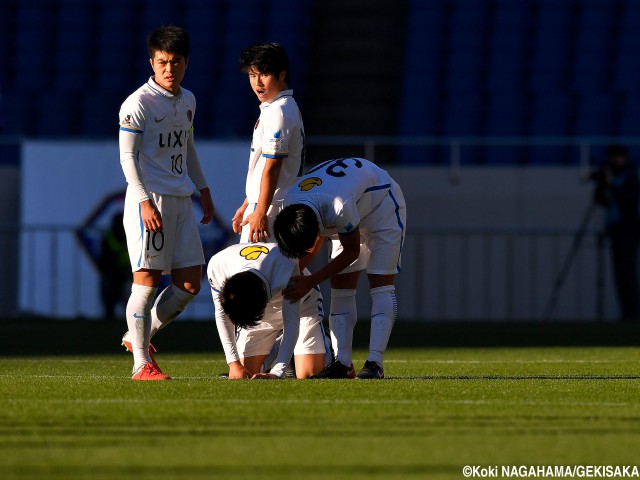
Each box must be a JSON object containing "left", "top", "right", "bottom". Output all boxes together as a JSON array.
[
  {"left": 187, "top": 110, "right": 193, "bottom": 123},
  {"left": 272, "top": 130, "right": 281, "bottom": 138},
  {"left": 122, "top": 115, "right": 133, "bottom": 126},
  {"left": 240, "top": 245, "right": 269, "bottom": 260},
  {"left": 298, "top": 177, "right": 322, "bottom": 191}
]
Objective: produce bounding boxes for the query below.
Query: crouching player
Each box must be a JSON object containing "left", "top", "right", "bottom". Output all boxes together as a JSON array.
[
  {"left": 207, "top": 243, "right": 330, "bottom": 379},
  {"left": 273, "top": 158, "right": 406, "bottom": 379}
]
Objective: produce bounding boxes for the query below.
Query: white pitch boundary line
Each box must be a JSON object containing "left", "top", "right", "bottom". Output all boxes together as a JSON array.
[
  {"left": 0, "top": 358, "right": 632, "bottom": 365},
  {"left": 1, "top": 397, "right": 635, "bottom": 408}
]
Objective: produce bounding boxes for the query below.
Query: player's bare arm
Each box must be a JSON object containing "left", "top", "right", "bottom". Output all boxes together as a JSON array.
[
  {"left": 284, "top": 230, "right": 361, "bottom": 302},
  {"left": 228, "top": 361, "right": 252, "bottom": 379},
  {"left": 198, "top": 187, "right": 214, "bottom": 225},
  {"left": 232, "top": 198, "right": 249, "bottom": 234},
  {"left": 242, "top": 157, "right": 283, "bottom": 242}
]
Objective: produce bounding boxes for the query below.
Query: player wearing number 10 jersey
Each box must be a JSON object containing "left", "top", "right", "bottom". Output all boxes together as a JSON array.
[
  {"left": 118, "top": 26, "right": 215, "bottom": 380},
  {"left": 274, "top": 158, "right": 407, "bottom": 379}
]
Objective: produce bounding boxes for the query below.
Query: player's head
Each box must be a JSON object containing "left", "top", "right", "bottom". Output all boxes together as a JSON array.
[
  {"left": 219, "top": 271, "right": 268, "bottom": 329},
  {"left": 240, "top": 43, "right": 289, "bottom": 102},
  {"left": 147, "top": 25, "right": 190, "bottom": 59},
  {"left": 147, "top": 26, "right": 190, "bottom": 94},
  {"left": 273, "top": 204, "right": 319, "bottom": 259},
  {"left": 240, "top": 43, "right": 289, "bottom": 82}
]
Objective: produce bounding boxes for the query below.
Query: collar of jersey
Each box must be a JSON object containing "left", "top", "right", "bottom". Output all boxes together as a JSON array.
[
  {"left": 260, "top": 89, "right": 293, "bottom": 108},
  {"left": 147, "top": 77, "right": 181, "bottom": 99}
]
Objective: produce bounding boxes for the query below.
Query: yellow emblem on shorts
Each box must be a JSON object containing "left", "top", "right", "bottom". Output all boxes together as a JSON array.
[
  {"left": 298, "top": 177, "right": 322, "bottom": 191},
  {"left": 240, "top": 245, "right": 269, "bottom": 260}
]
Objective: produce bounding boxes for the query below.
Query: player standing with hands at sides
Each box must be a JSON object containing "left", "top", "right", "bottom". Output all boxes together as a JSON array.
[
  {"left": 232, "top": 43, "right": 305, "bottom": 243},
  {"left": 273, "top": 158, "right": 407, "bottom": 379},
  {"left": 118, "top": 26, "right": 214, "bottom": 380}
]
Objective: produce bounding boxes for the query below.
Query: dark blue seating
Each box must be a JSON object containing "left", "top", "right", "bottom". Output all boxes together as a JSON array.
[{"left": 574, "top": 93, "right": 618, "bottom": 136}]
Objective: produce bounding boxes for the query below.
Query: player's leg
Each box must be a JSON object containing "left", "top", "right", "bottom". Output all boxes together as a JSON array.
[
  {"left": 150, "top": 195, "right": 205, "bottom": 336},
  {"left": 308, "top": 271, "right": 359, "bottom": 379},
  {"left": 357, "top": 182, "right": 406, "bottom": 379},
  {"left": 236, "top": 320, "right": 280, "bottom": 377},
  {"left": 241, "top": 355, "right": 268, "bottom": 375},
  {"left": 294, "top": 354, "right": 326, "bottom": 378},
  {"left": 359, "top": 273, "right": 397, "bottom": 379},
  {"left": 126, "top": 269, "right": 162, "bottom": 377},
  {"left": 150, "top": 265, "right": 201, "bottom": 337},
  {"left": 122, "top": 192, "right": 170, "bottom": 379},
  {"left": 310, "top": 236, "right": 366, "bottom": 379},
  {"left": 293, "top": 284, "right": 331, "bottom": 378},
  {"left": 329, "top": 272, "right": 360, "bottom": 367}
]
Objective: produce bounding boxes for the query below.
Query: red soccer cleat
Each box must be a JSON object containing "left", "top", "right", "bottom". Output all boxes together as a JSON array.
[{"left": 131, "top": 362, "right": 171, "bottom": 381}]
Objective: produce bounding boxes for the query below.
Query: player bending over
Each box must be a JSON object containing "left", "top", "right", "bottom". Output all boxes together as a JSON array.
[
  {"left": 273, "top": 158, "right": 407, "bottom": 379},
  {"left": 208, "top": 243, "right": 330, "bottom": 379}
]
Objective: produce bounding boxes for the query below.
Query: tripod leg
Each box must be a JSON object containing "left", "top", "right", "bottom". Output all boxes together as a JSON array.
[{"left": 543, "top": 201, "right": 598, "bottom": 318}]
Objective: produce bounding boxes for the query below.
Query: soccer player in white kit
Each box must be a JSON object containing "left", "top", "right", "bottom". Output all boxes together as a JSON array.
[
  {"left": 232, "top": 43, "right": 305, "bottom": 243},
  {"left": 118, "top": 26, "right": 214, "bottom": 380},
  {"left": 208, "top": 243, "right": 329, "bottom": 379},
  {"left": 274, "top": 158, "right": 407, "bottom": 379}
]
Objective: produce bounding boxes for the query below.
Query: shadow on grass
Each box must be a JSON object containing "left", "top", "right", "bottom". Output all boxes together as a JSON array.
[{"left": 0, "top": 317, "right": 639, "bottom": 356}]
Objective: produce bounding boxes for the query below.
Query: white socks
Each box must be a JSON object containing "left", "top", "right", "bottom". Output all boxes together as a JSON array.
[
  {"left": 150, "top": 284, "right": 196, "bottom": 338},
  {"left": 329, "top": 288, "right": 357, "bottom": 366},
  {"left": 126, "top": 284, "right": 157, "bottom": 372},
  {"left": 368, "top": 285, "right": 397, "bottom": 365}
]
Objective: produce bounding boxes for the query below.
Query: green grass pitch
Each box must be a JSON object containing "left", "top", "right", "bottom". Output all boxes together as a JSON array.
[{"left": 1, "top": 321, "right": 639, "bottom": 480}]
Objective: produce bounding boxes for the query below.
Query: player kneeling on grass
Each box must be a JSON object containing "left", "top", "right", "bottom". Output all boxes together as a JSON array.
[
  {"left": 208, "top": 243, "right": 331, "bottom": 379},
  {"left": 274, "top": 158, "right": 407, "bottom": 380}
]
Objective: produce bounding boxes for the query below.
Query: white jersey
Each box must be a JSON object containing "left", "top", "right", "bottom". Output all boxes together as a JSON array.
[
  {"left": 119, "top": 77, "right": 198, "bottom": 197},
  {"left": 245, "top": 89, "right": 305, "bottom": 204},
  {"left": 283, "top": 158, "right": 394, "bottom": 236},
  {"left": 207, "top": 243, "right": 302, "bottom": 376}
]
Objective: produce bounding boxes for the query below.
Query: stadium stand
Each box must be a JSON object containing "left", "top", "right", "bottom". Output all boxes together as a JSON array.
[{"left": 2, "top": 0, "right": 640, "bottom": 164}]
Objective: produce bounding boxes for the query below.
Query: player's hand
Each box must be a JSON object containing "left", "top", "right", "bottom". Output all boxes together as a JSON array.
[
  {"left": 227, "top": 362, "right": 251, "bottom": 379},
  {"left": 242, "top": 211, "right": 270, "bottom": 243},
  {"left": 232, "top": 203, "right": 248, "bottom": 234},
  {"left": 140, "top": 199, "right": 162, "bottom": 232},
  {"left": 251, "top": 372, "right": 280, "bottom": 380},
  {"left": 283, "top": 275, "right": 314, "bottom": 302},
  {"left": 199, "top": 187, "right": 215, "bottom": 225}
]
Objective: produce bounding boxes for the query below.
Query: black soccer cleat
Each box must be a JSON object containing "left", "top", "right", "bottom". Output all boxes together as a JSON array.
[
  {"left": 308, "top": 359, "right": 355, "bottom": 379},
  {"left": 355, "top": 360, "right": 385, "bottom": 379}
]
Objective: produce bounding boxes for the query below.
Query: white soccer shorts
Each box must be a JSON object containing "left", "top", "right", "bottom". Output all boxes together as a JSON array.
[
  {"left": 329, "top": 180, "right": 406, "bottom": 275},
  {"left": 123, "top": 190, "right": 205, "bottom": 273},
  {"left": 236, "top": 286, "right": 327, "bottom": 359}
]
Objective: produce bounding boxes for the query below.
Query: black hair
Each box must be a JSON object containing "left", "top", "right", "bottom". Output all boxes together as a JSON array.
[
  {"left": 239, "top": 43, "right": 290, "bottom": 84},
  {"left": 147, "top": 25, "right": 190, "bottom": 58},
  {"left": 273, "top": 204, "right": 319, "bottom": 258},
  {"left": 219, "top": 271, "right": 268, "bottom": 329}
]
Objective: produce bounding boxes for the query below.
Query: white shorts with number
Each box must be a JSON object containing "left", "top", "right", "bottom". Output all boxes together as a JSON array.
[
  {"left": 330, "top": 180, "right": 407, "bottom": 275},
  {"left": 124, "top": 189, "right": 205, "bottom": 273},
  {"left": 236, "top": 285, "right": 328, "bottom": 359}
]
